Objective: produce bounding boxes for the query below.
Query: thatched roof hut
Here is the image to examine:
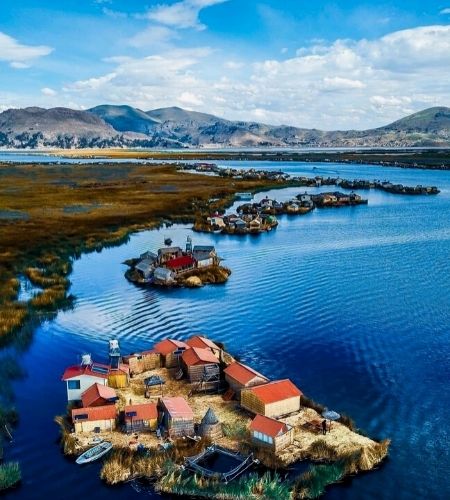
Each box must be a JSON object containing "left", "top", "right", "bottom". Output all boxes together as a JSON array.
[{"left": 199, "top": 407, "right": 222, "bottom": 440}]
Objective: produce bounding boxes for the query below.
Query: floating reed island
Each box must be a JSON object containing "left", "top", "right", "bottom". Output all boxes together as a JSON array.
[
  {"left": 125, "top": 237, "right": 230, "bottom": 287},
  {"left": 57, "top": 336, "right": 390, "bottom": 499},
  {"left": 194, "top": 191, "right": 368, "bottom": 236},
  {"left": 180, "top": 163, "right": 440, "bottom": 195}
]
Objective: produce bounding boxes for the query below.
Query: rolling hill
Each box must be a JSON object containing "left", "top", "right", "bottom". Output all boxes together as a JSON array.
[{"left": 0, "top": 105, "right": 449, "bottom": 149}]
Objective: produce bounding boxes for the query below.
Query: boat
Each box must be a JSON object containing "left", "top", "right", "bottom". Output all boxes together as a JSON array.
[
  {"left": 75, "top": 441, "right": 112, "bottom": 464},
  {"left": 164, "top": 237, "right": 172, "bottom": 246}
]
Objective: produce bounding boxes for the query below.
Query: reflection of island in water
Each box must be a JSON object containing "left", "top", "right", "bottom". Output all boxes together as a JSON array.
[{"left": 125, "top": 237, "right": 231, "bottom": 288}]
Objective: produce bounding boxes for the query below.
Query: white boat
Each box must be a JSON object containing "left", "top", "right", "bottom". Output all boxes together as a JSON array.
[{"left": 75, "top": 441, "right": 112, "bottom": 464}]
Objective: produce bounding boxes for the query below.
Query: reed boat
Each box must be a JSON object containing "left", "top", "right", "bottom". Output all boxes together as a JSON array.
[{"left": 75, "top": 441, "right": 112, "bottom": 465}]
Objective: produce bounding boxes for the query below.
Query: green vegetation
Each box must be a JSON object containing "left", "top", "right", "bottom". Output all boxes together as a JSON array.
[
  {"left": 157, "top": 466, "right": 292, "bottom": 500},
  {"left": 0, "top": 462, "right": 21, "bottom": 491},
  {"left": 293, "top": 462, "right": 346, "bottom": 499}
]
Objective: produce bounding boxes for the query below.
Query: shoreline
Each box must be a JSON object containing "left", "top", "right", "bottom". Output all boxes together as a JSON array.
[{"left": 43, "top": 148, "right": 450, "bottom": 170}]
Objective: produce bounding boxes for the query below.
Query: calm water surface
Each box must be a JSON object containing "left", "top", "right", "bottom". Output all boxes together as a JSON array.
[{"left": 3, "top": 160, "right": 450, "bottom": 499}]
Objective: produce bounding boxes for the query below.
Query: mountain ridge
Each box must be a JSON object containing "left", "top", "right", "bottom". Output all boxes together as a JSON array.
[{"left": 0, "top": 105, "right": 449, "bottom": 149}]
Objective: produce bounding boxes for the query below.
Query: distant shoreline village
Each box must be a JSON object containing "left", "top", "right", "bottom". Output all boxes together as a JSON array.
[{"left": 58, "top": 336, "right": 390, "bottom": 498}]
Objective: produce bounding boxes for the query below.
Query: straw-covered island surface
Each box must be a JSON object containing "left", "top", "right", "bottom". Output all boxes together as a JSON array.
[{"left": 56, "top": 340, "right": 390, "bottom": 500}]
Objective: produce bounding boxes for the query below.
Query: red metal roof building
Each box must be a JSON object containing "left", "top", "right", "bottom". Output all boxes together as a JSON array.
[
  {"left": 154, "top": 339, "right": 189, "bottom": 368},
  {"left": 224, "top": 361, "right": 269, "bottom": 386},
  {"left": 154, "top": 339, "right": 189, "bottom": 356},
  {"left": 165, "top": 255, "right": 195, "bottom": 270},
  {"left": 81, "top": 383, "right": 118, "bottom": 408},
  {"left": 124, "top": 403, "right": 158, "bottom": 432},
  {"left": 61, "top": 362, "right": 110, "bottom": 381},
  {"left": 241, "top": 379, "right": 302, "bottom": 418},
  {"left": 159, "top": 397, "right": 195, "bottom": 437},
  {"left": 186, "top": 335, "right": 221, "bottom": 355},
  {"left": 181, "top": 347, "right": 218, "bottom": 367},
  {"left": 249, "top": 414, "right": 294, "bottom": 452},
  {"left": 250, "top": 414, "right": 290, "bottom": 438},
  {"left": 71, "top": 405, "right": 117, "bottom": 433}
]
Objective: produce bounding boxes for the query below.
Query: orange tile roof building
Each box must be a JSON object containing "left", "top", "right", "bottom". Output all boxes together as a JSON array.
[
  {"left": 249, "top": 414, "right": 294, "bottom": 452},
  {"left": 240, "top": 379, "right": 302, "bottom": 418}
]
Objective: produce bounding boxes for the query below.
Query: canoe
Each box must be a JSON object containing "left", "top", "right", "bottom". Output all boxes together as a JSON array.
[{"left": 75, "top": 441, "right": 112, "bottom": 465}]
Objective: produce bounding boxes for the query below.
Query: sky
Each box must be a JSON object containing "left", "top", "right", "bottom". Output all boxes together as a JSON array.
[{"left": 1, "top": 0, "right": 450, "bottom": 130}]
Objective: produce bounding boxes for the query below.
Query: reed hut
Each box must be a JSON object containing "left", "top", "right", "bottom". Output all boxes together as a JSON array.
[
  {"left": 71, "top": 405, "right": 117, "bottom": 434},
  {"left": 122, "top": 349, "right": 161, "bottom": 376},
  {"left": 186, "top": 335, "right": 221, "bottom": 358},
  {"left": 107, "top": 364, "right": 130, "bottom": 389},
  {"left": 124, "top": 403, "right": 158, "bottom": 433},
  {"left": 224, "top": 361, "right": 269, "bottom": 400},
  {"left": 240, "top": 379, "right": 302, "bottom": 418},
  {"left": 81, "top": 383, "right": 118, "bottom": 408},
  {"left": 158, "top": 397, "right": 194, "bottom": 438},
  {"left": 154, "top": 339, "right": 189, "bottom": 368},
  {"left": 181, "top": 347, "right": 220, "bottom": 383},
  {"left": 249, "top": 414, "right": 294, "bottom": 453},
  {"left": 198, "top": 407, "right": 223, "bottom": 440}
]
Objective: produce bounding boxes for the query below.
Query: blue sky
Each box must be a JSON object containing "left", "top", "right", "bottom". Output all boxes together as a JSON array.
[{"left": 1, "top": 0, "right": 450, "bottom": 129}]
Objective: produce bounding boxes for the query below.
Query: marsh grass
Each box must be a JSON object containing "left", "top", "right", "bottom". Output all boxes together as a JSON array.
[
  {"left": 54, "top": 415, "right": 78, "bottom": 456},
  {"left": 293, "top": 462, "right": 346, "bottom": 499},
  {"left": 156, "top": 467, "right": 292, "bottom": 500},
  {"left": 0, "top": 462, "right": 21, "bottom": 491}
]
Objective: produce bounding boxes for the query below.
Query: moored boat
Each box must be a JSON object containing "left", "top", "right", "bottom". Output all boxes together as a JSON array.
[{"left": 75, "top": 441, "right": 112, "bottom": 464}]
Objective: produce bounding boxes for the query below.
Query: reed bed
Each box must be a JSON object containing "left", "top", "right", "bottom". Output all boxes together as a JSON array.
[
  {"left": 156, "top": 467, "right": 292, "bottom": 500},
  {"left": 0, "top": 462, "right": 21, "bottom": 491},
  {"left": 54, "top": 415, "right": 78, "bottom": 456}
]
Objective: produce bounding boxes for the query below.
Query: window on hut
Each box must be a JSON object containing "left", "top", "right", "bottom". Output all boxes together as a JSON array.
[{"left": 68, "top": 380, "right": 81, "bottom": 390}]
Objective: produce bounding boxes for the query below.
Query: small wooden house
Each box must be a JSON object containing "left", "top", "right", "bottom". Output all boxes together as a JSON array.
[
  {"left": 154, "top": 339, "right": 189, "bottom": 368},
  {"left": 122, "top": 349, "right": 161, "bottom": 375},
  {"left": 224, "top": 362, "right": 269, "bottom": 399},
  {"left": 240, "top": 379, "right": 302, "bottom": 418},
  {"left": 62, "top": 359, "right": 109, "bottom": 402},
  {"left": 198, "top": 407, "right": 222, "bottom": 440},
  {"left": 124, "top": 403, "right": 158, "bottom": 433},
  {"left": 186, "top": 335, "right": 221, "bottom": 358},
  {"left": 249, "top": 414, "right": 294, "bottom": 453},
  {"left": 81, "top": 383, "right": 118, "bottom": 408},
  {"left": 158, "top": 247, "right": 183, "bottom": 263},
  {"left": 181, "top": 347, "right": 220, "bottom": 383},
  {"left": 192, "top": 246, "right": 217, "bottom": 268},
  {"left": 158, "top": 397, "right": 194, "bottom": 438},
  {"left": 165, "top": 255, "right": 196, "bottom": 274},
  {"left": 72, "top": 405, "right": 117, "bottom": 434}
]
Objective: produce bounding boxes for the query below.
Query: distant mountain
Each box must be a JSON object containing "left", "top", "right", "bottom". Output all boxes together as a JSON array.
[
  {"left": 89, "top": 105, "right": 160, "bottom": 134},
  {"left": 0, "top": 104, "right": 449, "bottom": 149}
]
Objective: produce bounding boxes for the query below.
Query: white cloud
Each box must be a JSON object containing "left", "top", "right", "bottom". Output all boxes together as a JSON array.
[
  {"left": 41, "top": 87, "right": 57, "bottom": 96},
  {"left": 0, "top": 31, "right": 53, "bottom": 67},
  {"left": 321, "top": 76, "right": 366, "bottom": 91},
  {"left": 128, "top": 25, "right": 176, "bottom": 47},
  {"left": 145, "top": 0, "right": 228, "bottom": 30},
  {"left": 439, "top": 8, "right": 450, "bottom": 14},
  {"left": 224, "top": 61, "right": 244, "bottom": 70},
  {"left": 61, "top": 25, "right": 450, "bottom": 129}
]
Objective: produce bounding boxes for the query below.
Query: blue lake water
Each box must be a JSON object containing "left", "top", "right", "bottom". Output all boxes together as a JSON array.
[{"left": 2, "top": 160, "right": 450, "bottom": 499}]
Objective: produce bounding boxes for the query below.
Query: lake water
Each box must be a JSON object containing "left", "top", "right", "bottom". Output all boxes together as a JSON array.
[{"left": 2, "top": 160, "right": 450, "bottom": 499}]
